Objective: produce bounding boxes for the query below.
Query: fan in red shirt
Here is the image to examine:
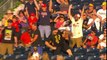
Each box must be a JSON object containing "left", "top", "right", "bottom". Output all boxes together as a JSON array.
[
  {"left": 12, "top": 16, "right": 20, "bottom": 32},
  {"left": 28, "top": 13, "right": 38, "bottom": 29},
  {"left": 83, "top": 29, "right": 98, "bottom": 48},
  {"left": 20, "top": 29, "right": 31, "bottom": 46}
]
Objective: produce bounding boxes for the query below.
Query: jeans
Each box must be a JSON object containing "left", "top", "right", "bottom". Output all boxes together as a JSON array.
[{"left": 39, "top": 25, "right": 51, "bottom": 40}]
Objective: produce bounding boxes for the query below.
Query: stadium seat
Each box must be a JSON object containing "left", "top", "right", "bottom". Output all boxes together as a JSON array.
[
  {"left": 14, "top": 46, "right": 25, "bottom": 55},
  {"left": 3, "top": 54, "right": 15, "bottom": 60},
  {"left": 86, "top": 48, "right": 99, "bottom": 56},
  {"left": 64, "top": 56, "right": 75, "bottom": 60},
  {"left": 0, "top": 54, "right": 3, "bottom": 58},
  {"left": 74, "top": 55, "right": 87, "bottom": 60},
  {"left": 15, "top": 54, "right": 27, "bottom": 60},
  {"left": 87, "top": 55, "right": 100, "bottom": 60},
  {"left": 99, "top": 48, "right": 107, "bottom": 54},
  {"left": 73, "top": 48, "right": 86, "bottom": 56}
]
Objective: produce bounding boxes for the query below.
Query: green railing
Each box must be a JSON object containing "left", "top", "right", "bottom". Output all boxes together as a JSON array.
[{"left": 0, "top": 0, "right": 19, "bottom": 20}]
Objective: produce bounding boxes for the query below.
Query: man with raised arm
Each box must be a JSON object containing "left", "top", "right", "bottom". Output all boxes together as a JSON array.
[
  {"left": 34, "top": 0, "right": 53, "bottom": 41},
  {"left": 68, "top": 4, "right": 85, "bottom": 48}
]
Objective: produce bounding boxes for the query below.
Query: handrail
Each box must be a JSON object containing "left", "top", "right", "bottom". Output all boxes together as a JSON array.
[{"left": 0, "top": 0, "right": 10, "bottom": 9}]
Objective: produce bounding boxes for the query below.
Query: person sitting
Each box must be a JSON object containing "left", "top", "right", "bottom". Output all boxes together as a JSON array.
[
  {"left": 45, "top": 28, "right": 73, "bottom": 56},
  {"left": 97, "top": 28, "right": 106, "bottom": 50},
  {"left": 83, "top": 29, "right": 98, "bottom": 48}
]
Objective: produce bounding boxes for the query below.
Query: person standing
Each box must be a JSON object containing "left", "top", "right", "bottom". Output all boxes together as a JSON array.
[
  {"left": 68, "top": 5, "right": 85, "bottom": 48},
  {"left": 34, "top": 0, "right": 53, "bottom": 41},
  {"left": 0, "top": 20, "right": 18, "bottom": 59}
]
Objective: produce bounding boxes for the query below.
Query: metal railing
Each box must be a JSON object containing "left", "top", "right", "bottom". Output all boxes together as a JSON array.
[{"left": 0, "top": 0, "right": 13, "bottom": 15}]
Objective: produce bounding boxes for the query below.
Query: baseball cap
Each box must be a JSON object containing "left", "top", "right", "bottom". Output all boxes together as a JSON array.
[
  {"left": 6, "top": 10, "right": 13, "bottom": 14},
  {"left": 89, "top": 3, "right": 94, "bottom": 7},
  {"left": 30, "top": 13, "right": 35, "bottom": 16},
  {"left": 42, "top": 4, "right": 47, "bottom": 7},
  {"left": 101, "top": 2, "right": 106, "bottom": 6}
]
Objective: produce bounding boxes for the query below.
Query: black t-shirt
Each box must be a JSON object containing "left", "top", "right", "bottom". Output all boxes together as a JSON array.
[
  {"left": 30, "top": 29, "right": 42, "bottom": 46},
  {"left": 25, "top": 2, "right": 36, "bottom": 15},
  {"left": 46, "top": 34, "right": 61, "bottom": 47},
  {"left": 60, "top": 37, "right": 70, "bottom": 51},
  {"left": 38, "top": 9, "right": 51, "bottom": 25},
  {"left": 2, "top": 27, "right": 16, "bottom": 43}
]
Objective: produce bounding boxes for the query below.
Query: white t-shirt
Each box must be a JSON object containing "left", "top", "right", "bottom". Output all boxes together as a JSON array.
[
  {"left": 97, "top": 9, "right": 106, "bottom": 20},
  {"left": 99, "top": 34, "right": 106, "bottom": 47},
  {"left": 99, "top": 34, "right": 104, "bottom": 40},
  {"left": 71, "top": 18, "right": 83, "bottom": 38},
  {"left": 87, "top": 18, "right": 101, "bottom": 30},
  {"left": 31, "top": 52, "right": 39, "bottom": 59}
]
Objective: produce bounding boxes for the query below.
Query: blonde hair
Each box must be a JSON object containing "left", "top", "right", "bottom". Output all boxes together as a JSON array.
[
  {"left": 56, "top": 55, "right": 65, "bottom": 60},
  {"left": 42, "top": 52, "right": 50, "bottom": 60}
]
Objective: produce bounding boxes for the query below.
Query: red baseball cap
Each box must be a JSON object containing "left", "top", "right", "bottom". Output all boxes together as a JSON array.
[
  {"left": 41, "top": 4, "right": 47, "bottom": 7},
  {"left": 30, "top": 13, "right": 35, "bottom": 16}
]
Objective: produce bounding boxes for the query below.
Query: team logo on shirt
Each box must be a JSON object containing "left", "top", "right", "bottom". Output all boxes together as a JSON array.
[
  {"left": 4, "top": 29, "right": 12, "bottom": 40},
  {"left": 41, "top": 12, "right": 47, "bottom": 17}
]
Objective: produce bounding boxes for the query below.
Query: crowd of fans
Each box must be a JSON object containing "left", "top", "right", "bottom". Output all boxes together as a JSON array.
[{"left": 0, "top": 0, "right": 106, "bottom": 60}]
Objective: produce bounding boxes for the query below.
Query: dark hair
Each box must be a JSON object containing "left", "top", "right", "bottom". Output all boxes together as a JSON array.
[
  {"left": 18, "top": 10, "right": 25, "bottom": 16},
  {"left": 8, "top": 19, "right": 13, "bottom": 23}
]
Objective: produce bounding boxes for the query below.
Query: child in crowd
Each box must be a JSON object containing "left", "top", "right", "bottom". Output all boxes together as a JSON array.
[{"left": 28, "top": 47, "right": 40, "bottom": 60}]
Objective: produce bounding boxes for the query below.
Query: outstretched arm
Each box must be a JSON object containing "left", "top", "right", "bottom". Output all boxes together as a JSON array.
[
  {"left": 54, "top": 15, "right": 60, "bottom": 22},
  {"left": 34, "top": 0, "right": 40, "bottom": 10},
  {"left": 49, "top": 0, "right": 53, "bottom": 12},
  {"left": 80, "top": 5, "right": 85, "bottom": 19},
  {"left": 68, "top": 4, "right": 73, "bottom": 20},
  {"left": 56, "top": 0, "right": 61, "bottom": 4}
]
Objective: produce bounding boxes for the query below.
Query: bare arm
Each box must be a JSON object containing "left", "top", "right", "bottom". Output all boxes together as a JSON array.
[
  {"left": 68, "top": 4, "right": 73, "bottom": 20},
  {"left": 35, "top": 8, "right": 39, "bottom": 19},
  {"left": 81, "top": 5, "right": 85, "bottom": 19},
  {"left": 83, "top": 39, "right": 88, "bottom": 45},
  {"left": 49, "top": 0, "right": 53, "bottom": 12},
  {"left": 45, "top": 41, "right": 56, "bottom": 50},
  {"left": 31, "top": 35, "right": 38, "bottom": 43},
  {"left": 25, "top": 7, "right": 29, "bottom": 17},
  {"left": 56, "top": 0, "right": 61, "bottom": 4},
  {"left": 54, "top": 15, "right": 60, "bottom": 22},
  {"left": 14, "top": 36, "right": 18, "bottom": 47},
  {"left": 34, "top": 0, "right": 40, "bottom": 10}
]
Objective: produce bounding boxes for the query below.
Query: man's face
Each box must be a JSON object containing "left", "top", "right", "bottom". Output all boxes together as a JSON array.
[
  {"left": 89, "top": 6, "right": 94, "bottom": 9},
  {"left": 8, "top": 22, "right": 12, "bottom": 27},
  {"left": 53, "top": 30, "right": 58, "bottom": 35},
  {"left": 91, "top": 31, "right": 96, "bottom": 36},
  {"left": 32, "top": 25, "right": 37, "bottom": 30},
  {"left": 39, "top": 1, "right": 43, "bottom": 4},
  {"left": 102, "top": 5, "right": 106, "bottom": 10},
  {"left": 74, "top": 15, "right": 80, "bottom": 21},
  {"left": 42, "top": 7, "right": 47, "bottom": 11}
]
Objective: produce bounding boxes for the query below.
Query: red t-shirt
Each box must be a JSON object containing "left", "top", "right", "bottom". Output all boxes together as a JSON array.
[
  {"left": 28, "top": 17, "right": 38, "bottom": 28},
  {"left": 87, "top": 34, "right": 98, "bottom": 46},
  {"left": 21, "top": 32, "right": 31, "bottom": 44},
  {"left": 12, "top": 21, "right": 20, "bottom": 32},
  {"left": 55, "top": 20, "right": 64, "bottom": 28}
]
